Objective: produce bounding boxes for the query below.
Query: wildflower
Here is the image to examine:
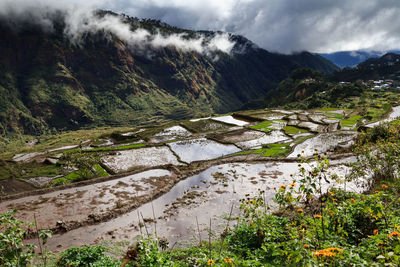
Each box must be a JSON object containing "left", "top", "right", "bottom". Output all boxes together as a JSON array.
[
  {"left": 314, "top": 214, "right": 322, "bottom": 219},
  {"left": 381, "top": 184, "right": 388, "bottom": 189},
  {"left": 373, "top": 229, "right": 378, "bottom": 235},
  {"left": 313, "top": 248, "right": 343, "bottom": 258},
  {"left": 388, "top": 231, "right": 400, "bottom": 238},
  {"left": 280, "top": 185, "right": 286, "bottom": 190},
  {"left": 285, "top": 226, "right": 290, "bottom": 230},
  {"left": 328, "top": 191, "right": 334, "bottom": 196},
  {"left": 350, "top": 198, "right": 356, "bottom": 203},
  {"left": 297, "top": 208, "right": 303, "bottom": 213},
  {"left": 224, "top": 258, "right": 232, "bottom": 264},
  {"left": 377, "top": 242, "right": 385, "bottom": 247},
  {"left": 207, "top": 259, "right": 214, "bottom": 265},
  {"left": 311, "top": 172, "right": 318, "bottom": 177},
  {"left": 303, "top": 244, "right": 310, "bottom": 248},
  {"left": 290, "top": 183, "right": 296, "bottom": 187}
]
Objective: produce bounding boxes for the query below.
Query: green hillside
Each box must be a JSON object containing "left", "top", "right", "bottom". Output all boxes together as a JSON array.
[{"left": 0, "top": 11, "right": 338, "bottom": 137}]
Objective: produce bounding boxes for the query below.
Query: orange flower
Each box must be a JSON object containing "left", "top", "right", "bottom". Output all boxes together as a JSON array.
[
  {"left": 350, "top": 198, "right": 356, "bottom": 203},
  {"left": 280, "top": 185, "right": 286, "bottom": 190},
  {"left": 377, "top": 241, "right": 385, "bottom": 247},
  {"left": 328, "top": 191, "right": 334, "bottom": 196},
  {"left": 388, "top": 231, "right": 400, "bottom": 238},
  {"left": 285, "top": 226, "right": 290, "bottom": 230},
  {"left": 373, "top": 229, "right": 378, "bottom": 235},
  {"left": 381, "top": 184, "right": 388, "bottom": 189},
  {"left": 290, "top": 183, "right": 296, "bottom": 187},
  {"left": 297, "top": 208, "right": 303, "bottom": 213},
  {"left": 314, "top": 214, "right": 322, "bottom": 219},
  {"left": 207, "top": 259, "right": 214, "bottom": 265},
  {"left": 313, "top": 248, "right": 343, "bottom": 258},
  {"left": 303, "top": 244, "right": 310, "bottom": 249}
]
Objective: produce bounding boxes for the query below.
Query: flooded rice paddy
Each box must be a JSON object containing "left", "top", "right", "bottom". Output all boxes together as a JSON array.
[
  {"left": 101, "top": 147, "right": 183, "bottom": 173},
  {"left": 4, "top": 106, "right": 399, "bottom": 252},
  {"left": 167, "top": 138, "right": 241, "bottom": 163},
  {"left": 42, "top": 159, "right": 363, "bottom": 251}
]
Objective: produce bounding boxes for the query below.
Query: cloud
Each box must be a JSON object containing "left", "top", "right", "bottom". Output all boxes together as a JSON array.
[
  {"left": 2, "top": 0, "right": 400, "bottom": 54},
  {"left": 100, "top": 0, "right": 400, "bottom": 53},
  {"left": 0, "top": 0, "right": 235, "bottom": 55}
]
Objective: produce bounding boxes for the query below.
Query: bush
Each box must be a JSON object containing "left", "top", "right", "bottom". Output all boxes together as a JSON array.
[{"left": 57, "top": 245, "right": 121, "bottom": 267}]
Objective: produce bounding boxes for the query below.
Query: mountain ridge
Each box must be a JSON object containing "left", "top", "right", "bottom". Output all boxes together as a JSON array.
[{"left": 0, "top": 10, "right": 339, "bottom": 136}]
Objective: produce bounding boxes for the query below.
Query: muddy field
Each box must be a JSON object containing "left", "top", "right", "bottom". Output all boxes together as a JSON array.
[{"left": 1, "top": 106, "right": 398, "bottom": 252}]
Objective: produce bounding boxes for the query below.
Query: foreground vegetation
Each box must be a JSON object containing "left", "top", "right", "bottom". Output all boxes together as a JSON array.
[{"left": 1, "top": 120, "right": 400, "bottom": 266}]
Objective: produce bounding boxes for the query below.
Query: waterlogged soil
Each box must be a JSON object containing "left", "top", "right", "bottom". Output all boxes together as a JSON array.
[
  {"left": 288, "top": 132, "right": 357, "bottom": 158},
  {"left": 211, "top": 115, "right": 249, "bottom": 126},
  {"left": 167, "top": 138, "right": 241, "bottom": 163},
  {"left": 42, "top": 159, "right": 364, "bottom": 251},
  {"left": 101, "top": 147, "right": 183, "bottom": 173},
  {"left": 236, "top": 131, "right": 291, "bottom": 150},
  {"left": 0, "top": 170, "right": 174, "bottom": 230}
]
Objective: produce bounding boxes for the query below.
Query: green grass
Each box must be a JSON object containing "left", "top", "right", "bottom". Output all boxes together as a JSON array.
[
  {"left": 262, "top": 144, "right": 291, "bottom": 157},
  {"left": 0, "top": 161, "right": 61, "bottom": 180},
  {"left": 250, "top": 121, "right": 273, "bottom": 132},
  {"left": 93, "top": 164, "right": 109, "bottom": 177},
  {"left": 116, "top": 143, "right": 145, "bottom": 150},
  {"left": 235, "top": 143, "right": 291, "bottom": 158},
  {"left": 283, "top": 126, "right": 308, "bottom": 135},
  {"left": 341, "top": 115, "right": 363, "bottom": 128}
]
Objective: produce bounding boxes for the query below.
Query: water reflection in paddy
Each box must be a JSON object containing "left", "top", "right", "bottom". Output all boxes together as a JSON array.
[
  {"left": 45, "top": 160, "right": 361, "bottom": 251},
  {"left": 168, "top": 138, "right": 241, "bottom": 163}
]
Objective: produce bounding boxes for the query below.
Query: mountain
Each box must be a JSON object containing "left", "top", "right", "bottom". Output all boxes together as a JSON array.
[
  {"left": 320, "top": 50, "right": 400, "bottom": 68},
  {"left": 330, "top": 53, "right": 400, "bottom": 82},
  {"left": 0, "top": 10, "right": 338, "bottom": 136}
]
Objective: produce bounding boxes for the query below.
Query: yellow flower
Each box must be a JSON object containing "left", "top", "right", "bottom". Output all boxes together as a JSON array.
[
  {"left": 280, "top": 185, "right": 286, "bottom": 190},
  {"left": 303, "top": 244, "right": 310, "bottom": 249},
  {"left": 224, "top": 258, "right": 232, "bottom": 264},
  {"left": 381, "top": 184, "right": 388, "bottom": 189},
  {"left": 285, "top": 226, "right": 290, "bottom": 230},
  {"left": 207, "top": 259, "right": 214, "bottom": 265},
  {"left": 297, "top": 208, "right": 303, "bottom": 213},
  {"left": 373, "top": 229, "right": 378, "bottom": 235},
  {"left": 314, "top": 214, "right": 322, "bottom": 219},
  {"left": 350, "top": 198, "right": 356, "bottom": 203},
  {"left": 290, "top": 183, "right": 296, "bottom": 187},
  {"left": 328, "top": 191, "right": 334, "bottom": 196}
]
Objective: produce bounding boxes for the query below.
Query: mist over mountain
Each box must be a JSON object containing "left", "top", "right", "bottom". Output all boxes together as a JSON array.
[{"left": 0, "top": 10, "right": 338, "bottom": 136}]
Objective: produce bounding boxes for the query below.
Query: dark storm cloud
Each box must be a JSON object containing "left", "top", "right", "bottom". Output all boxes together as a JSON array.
[
  {"left": 103, "top": 0, "right": 400, "bottom": 53},
  {"left": 2, "top": 0, "right": 400, "bottom": 53}
]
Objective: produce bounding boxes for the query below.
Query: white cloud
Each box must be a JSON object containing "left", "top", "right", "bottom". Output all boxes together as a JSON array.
[{"left": 2, "top": 0, "right": 400, "bottom": 53}]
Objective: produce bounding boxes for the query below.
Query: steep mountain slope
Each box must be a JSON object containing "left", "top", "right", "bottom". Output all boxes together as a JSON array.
[{"left": 0, "top": 11, "right": 338, "bottom": 136}]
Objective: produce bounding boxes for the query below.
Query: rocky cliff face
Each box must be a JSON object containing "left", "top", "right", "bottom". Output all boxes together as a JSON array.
[{"left": 0, "top": 11, "right": 339, "bottom": 135}]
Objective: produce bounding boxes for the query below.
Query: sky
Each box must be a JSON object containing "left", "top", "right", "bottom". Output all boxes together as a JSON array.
[{"left": 2, "top": 0, "right": 400, "bottom": 54}]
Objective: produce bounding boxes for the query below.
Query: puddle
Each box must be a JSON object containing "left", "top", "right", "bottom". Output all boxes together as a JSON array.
[
  {"left": 288, "top": 132, "right": 357, "bottom": 158},
  {"left": 211, "top": 116, "right": 249, "bottom": 126},
  {"left": 0, "top": 170, "right": 173, "bottom": 229},
  {"left": 43, "top": 160, "right": 363, "bottom": 251},
  {"left": 168, "top": 138, "right": 241, "bottom": 163},
  {"left": 236, "top": 131, "right": 290, "bottom": 150},
  {"left": 101, "top": 147, "right": 182, "bottom": 173}
]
